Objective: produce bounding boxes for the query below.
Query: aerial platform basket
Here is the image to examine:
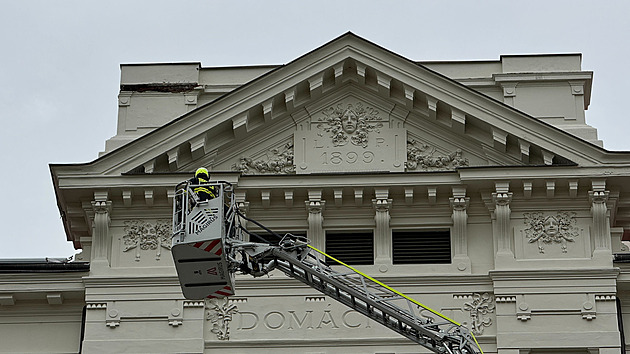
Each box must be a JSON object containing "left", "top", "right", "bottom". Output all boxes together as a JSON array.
[{"left": 171, "top": 182, "right": 235, "bottom": 299}]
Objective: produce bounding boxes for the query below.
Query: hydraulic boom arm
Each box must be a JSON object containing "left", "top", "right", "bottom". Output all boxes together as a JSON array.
[{"left": 171, "top": 181, "right": 483, "bottom": 354}]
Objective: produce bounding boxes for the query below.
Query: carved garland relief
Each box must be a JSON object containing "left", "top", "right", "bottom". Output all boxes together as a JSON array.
[
  {"left": 523, "top": 212, "right": 579, "bottom": 253},
  {"left": 406, "top": 139, "right": 469, "bottom": 171},
  {"left": 232, "top": 142, "right": 295, "bottom": 175},
  {"left": 122, "top": 220, "right": 172, "bottom": 261}
]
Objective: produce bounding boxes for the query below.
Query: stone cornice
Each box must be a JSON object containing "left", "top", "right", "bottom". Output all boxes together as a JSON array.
[
  {"left": 55, "top": 171, "right": 465, "bottom": 191},
  {"left": 0, "top": 274, "right": 86, "bottom": 291},
  {"left": 81, "top": 275, "right": 179, "bottom": 287},
  {"left": 493, "top": 71, "right": 593, "bottom": 82},
  {"left": 52, "top": 166, "right": 630, "bottom": 194},
  {"left": 489, "top": 268, "right": 620, "bottom": 281},
  {"left": 458, "top": 165, "right": 630, "bottom": 181}
]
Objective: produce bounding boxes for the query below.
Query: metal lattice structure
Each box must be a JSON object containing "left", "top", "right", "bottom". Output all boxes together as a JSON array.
[{"left": 172, "top": 181, "right": 483, "bottom": 354}]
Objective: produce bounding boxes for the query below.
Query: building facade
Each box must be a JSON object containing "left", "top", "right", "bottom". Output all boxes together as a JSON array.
[{"left": 2, "top": 33, "right": 630, "bottom": 353}]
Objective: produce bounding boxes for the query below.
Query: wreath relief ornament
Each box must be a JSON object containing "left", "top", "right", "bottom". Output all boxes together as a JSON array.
[
  {"left": 523, "top": 212, "right": 579, "bottom": 253},
  {"left": 317, "top": 103, "right": 382, "bottom": 148}
]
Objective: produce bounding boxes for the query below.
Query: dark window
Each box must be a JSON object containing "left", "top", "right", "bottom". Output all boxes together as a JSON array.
[
  {"left": 392, "top": 230, "right": 451, "bottom": 264},
  {"left": 325, "top": 231, "right": 374, "bottom": 265}
]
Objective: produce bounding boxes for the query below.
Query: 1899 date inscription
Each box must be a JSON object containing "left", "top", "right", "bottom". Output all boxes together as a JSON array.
[{"left": 320, "top": 151, "right": 375, "bottom": 165}]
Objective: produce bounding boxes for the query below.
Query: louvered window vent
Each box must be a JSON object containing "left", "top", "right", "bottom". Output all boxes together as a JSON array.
[
  {"left": 392, "top": 230, "right": 451, "bottom": 264},
  {"left": 325, "top": 231, "right": 374, "bottom": 265}
]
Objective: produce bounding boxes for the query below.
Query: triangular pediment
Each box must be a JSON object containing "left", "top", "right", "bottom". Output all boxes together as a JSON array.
[
  {"left": 206, "top": 84, "right": 529, "bottom": 177},
  {"left": 57, "top": 32, "right": 628, "bottom": 179}
]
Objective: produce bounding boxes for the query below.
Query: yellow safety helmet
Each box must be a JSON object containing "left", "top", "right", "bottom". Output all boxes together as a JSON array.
[{"left": 195, "top": 167, "right": 209, "bottom": 180}]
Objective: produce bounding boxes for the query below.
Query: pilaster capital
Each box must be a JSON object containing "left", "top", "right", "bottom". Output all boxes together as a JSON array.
[
  {"left": 492, "top": 192, "right": 512, "bottom": 206},
  {"left": 450, "top": 197, "right": 470, "bottom": 211},
  {"left": 568, "top": 80, "right": 585, "bottom": 96},
  {"left": 500, "top": 83, "right": 517, "bottom": 97},
  {"left": 372, "top": 198, "right": 392, "bottom": 212},
  {"left": 305, "top": 200, "right": 325, "bottom": 214},
  {"left": 237, "top": 201, "right": 250, "bottom": 214},
  {"left": 588, "top": 190, "right": 610, "bottom": 204},
  {"left": 118, "top": 92, "right": 132, "bottom": 106},
  {"left": 91, "top": 200, "right": 112, "bottom": 214},
  {"left": 184, "top": 88, "right": 202, "bottom": 105}
]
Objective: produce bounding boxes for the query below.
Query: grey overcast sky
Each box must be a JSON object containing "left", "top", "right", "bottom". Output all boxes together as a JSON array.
[{"left": 0, "top": 0, "right": 628, "bottom": 259}]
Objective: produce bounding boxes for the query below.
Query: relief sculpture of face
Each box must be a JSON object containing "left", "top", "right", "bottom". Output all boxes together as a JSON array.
[
  {"left": 341, "top": 109, "right": 358, "bottom": 134},
  {"left": 543, "top": 216, "right": 559, "bottom": 236}
]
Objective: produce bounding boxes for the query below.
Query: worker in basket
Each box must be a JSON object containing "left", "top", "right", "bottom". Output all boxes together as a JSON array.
[{"left": 190, "top": 167, "right": 217, "bottom": 202}]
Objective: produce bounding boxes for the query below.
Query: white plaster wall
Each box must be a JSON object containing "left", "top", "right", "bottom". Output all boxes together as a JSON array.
[
  {"left": 198, "top": 66, "right": 276, "bottom": 86},
  {"left": 0, "top": 302, "right": 83, "bottom": 353},
  {"left": 501, "top": 55, "right": 582, "bottom": 73},
  {"left": 513, "top": 84, "right": 579, "bottom": 121}
]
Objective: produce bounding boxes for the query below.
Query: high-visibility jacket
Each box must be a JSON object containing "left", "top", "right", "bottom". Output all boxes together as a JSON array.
[{"left": 191, "top": 177, "right": 217, "bottom": 200}]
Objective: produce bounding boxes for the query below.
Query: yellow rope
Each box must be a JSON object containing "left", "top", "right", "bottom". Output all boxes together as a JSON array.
[{"left": 307, "top": 244, "right": 484, "bottom": 353}]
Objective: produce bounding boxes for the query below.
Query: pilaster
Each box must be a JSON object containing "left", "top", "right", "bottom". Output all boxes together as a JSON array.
[
  {"left": 90, "top": 195, "right": 112, "bottom": 272},
  {"left": 373, "top": 188, "right": 392, "bottom": 265},
  {"left": 589, "top": 180, "right": 612, "bottom": 262},
  {"left": 569, "top": 80, "right": 586, "bottom": 123},
  {"left": 500, "top": 83, "right": 517, "bottom": 107},
  {"left": 306, "top": 190, "right": 325, "bottom": 251},
  {"left": 450, "top": 186, "right": 471, "bottom": 273},
  {"left": 492, "top": 182, "right": 514, "bottom": 266}
]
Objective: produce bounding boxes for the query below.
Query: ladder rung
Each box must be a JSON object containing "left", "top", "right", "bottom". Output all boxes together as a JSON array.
[{"left": 270, "top": 248, "right": 479, "bottom": 354}]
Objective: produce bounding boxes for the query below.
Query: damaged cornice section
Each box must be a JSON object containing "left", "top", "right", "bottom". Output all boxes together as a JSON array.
[{"left": 120, "top": 83, "right": 199, "bottom": 93}]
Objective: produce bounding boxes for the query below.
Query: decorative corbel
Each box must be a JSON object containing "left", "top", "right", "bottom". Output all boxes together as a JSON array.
[
  {"left": 404, "top": 187, "right": 414, "bottom": 204},
  {"left": 168, "top": 305, "right": 184, "bottom": 327},
  {"left": 514, "top": 295, "right": 531, "bottom": 321},
  {"left": 333, "top": 188, "right": 343, "bottom": 207},
  {"left": 260, "top": 190, "right": 271, "bottom": 208},
  {"left": 106, "top": 307, "right": 120, "bottom": 328},
  {"left": 427, "top": 187, "right": 437, "bottom": 205},
  {"left": 354, "top": 188, "right": 363, "bottom": 206},
  {"left": 284, "top": 189, "right": 294, "bottom": 207},
  {"left": 581, "top": 300, "right": 596, "bottom": 320},
  {"left": 516, "top": 302, "right": 531, "bottom": 321}
]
